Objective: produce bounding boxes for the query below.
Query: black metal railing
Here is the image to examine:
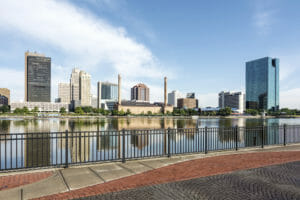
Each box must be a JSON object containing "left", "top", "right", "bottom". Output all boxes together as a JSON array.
[{"left": 0, "top": 124, "right": 300, "bottom": 171}]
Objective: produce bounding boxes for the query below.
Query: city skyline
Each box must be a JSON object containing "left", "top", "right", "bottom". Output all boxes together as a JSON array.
[{"left": 1, "top": 1, "right": 300, "bottom": 108}]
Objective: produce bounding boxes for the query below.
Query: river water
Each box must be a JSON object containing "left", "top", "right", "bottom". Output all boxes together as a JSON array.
[
  {"left": 0, "top": 117, "right": 299, "bottom": 170},
  {"left": 1, "top": 117, "right": 300, "bottom": 133}
]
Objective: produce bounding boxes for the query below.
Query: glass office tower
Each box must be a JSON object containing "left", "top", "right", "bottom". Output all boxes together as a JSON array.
[{"left": 246, "top": 57, "right": 279, "bottom": 111}]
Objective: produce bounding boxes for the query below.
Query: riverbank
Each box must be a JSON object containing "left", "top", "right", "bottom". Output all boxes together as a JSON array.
[{"left": 0, "top": 114, "right": 281, "bottom": 120}]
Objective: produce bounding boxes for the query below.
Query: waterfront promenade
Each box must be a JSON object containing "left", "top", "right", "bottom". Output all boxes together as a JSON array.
[{"left": 0, "top": 144, "right": 299, "bottom": 199}]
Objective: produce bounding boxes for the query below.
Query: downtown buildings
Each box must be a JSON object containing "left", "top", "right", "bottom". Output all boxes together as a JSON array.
[
  {"left": 0, "top": 88, "right": 10, "bottom": 106},
  {"left": 25, "top": 51, "right": 51, "bottom": 102},
  {"left": 69, "top": 68, "right": 91, "bottom": 107},
  {"left": 11, "top": 51, "right": 70, "bottom": 112},
  {"left": 131, "top": 83, "right": 150, "bottom": 102},
  {"left": 246, "top": 57, "right": 279, "bottom": 111},
  {"left": 219, "top": 91, "right": 245, "bottom": 114},
  {"left": 97, "top": 81, "right": 118, "bottom": 110}
]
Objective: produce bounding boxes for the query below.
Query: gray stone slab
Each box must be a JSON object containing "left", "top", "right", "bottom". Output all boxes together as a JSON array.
[
  {"left": 62, "top": 167, "right": 104, "bottom": 190},
  {"left": 0, "top": 187, "right": 21, "bottom": 200},
  {"left": 98, "top": 168, "right": 134, "bottom": 182},
  {"left": 159, "top": 157, "right": 184, "bottom": 165},
  {"left": 90, "top": 163, "right": 123, "bottom": 173},
  {"left": 118, "top": 161, "right": 152, "bottom": 174},
  {"left": 138, "top": 159, "right": 165, "bottom": 169},
  {"left": 23, "top": 172, "right": 68, "bottom": 199}
]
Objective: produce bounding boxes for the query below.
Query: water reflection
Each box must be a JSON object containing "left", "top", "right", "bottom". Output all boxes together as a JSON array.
[{"left": 0, "top": 117, "right": 300, "bottom": 170}]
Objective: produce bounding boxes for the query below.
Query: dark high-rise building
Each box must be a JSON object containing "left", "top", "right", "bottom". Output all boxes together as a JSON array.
[
  {"left": 25, "top": 52, "right": 51, "bottom": 102},
  {"left": 131, "top": 83, "right": 149, "bottom": 102},
  {"left": 246, "top": 57, "right": 279, "bottom": 111}
]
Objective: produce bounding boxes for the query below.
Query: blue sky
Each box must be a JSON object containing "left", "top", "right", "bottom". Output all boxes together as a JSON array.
[{"left": 0, "top": 0, "right": 300, "bottom": 108}]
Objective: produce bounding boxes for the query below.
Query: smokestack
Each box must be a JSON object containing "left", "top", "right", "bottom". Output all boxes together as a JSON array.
[
  {"left": 118, "top": 74, "right": 121, "bottom": 105},
  {"left": 164, "top": 77, "right": 167, "bottom": 106}
]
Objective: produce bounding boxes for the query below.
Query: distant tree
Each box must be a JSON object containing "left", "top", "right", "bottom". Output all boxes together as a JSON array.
[
  {"left": 75, "top": 107, "right": 84, "bottom": 115},
  {"left": 218, "top": 107, "right": 232, "bottom": 116},
  {"left": 0, "top": 105, "right": 10, "bottom": 113},
  {"left": 60, "top": 107, "right": 66, "bottom": 114},
  {"left": 245, "top": 109, "right": 259, "bottom": 116},
  {"left": 126, "top": 109, "right": 131, "bottom": 115},
  {"left": 119, "top": 109, "right": 125, "bottom": 116},
  {"left": 112, "top": 109, "right": 119, "bottom": 116},
  {"left": 23, "top": 107, "right": 29, "bottom": 114},
  {"left": 32, "top": 106, "right": 39, "bottom": 113},
  {"left": 147, "top": 111, "right": 152, "bottom": 116},
  {"left": 82, "top": 106, "right": 93, "bottom": 113}
]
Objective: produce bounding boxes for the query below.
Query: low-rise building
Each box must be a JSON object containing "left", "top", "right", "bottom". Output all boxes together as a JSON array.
[
  {"left": 177, "top": 98, "right": 198, "bottom": 109},
  {"left": 0, "top": 88, "right": 10, "bottom": 105},
  {"left": 11, "top": 102, "right": 69, "bottom": 112},
  {"left": 218, "top": 91, "right": 245, "bottom": 114}
]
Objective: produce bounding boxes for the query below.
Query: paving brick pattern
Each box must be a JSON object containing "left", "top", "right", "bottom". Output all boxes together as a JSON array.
[
  {"left": 35, "top": 151, "right": 300, "bottom": 200},
  {"left": 78, "top": 161, "right": 300, "bottom": 200},
  {"left": 0, "top": 171, "right": 53, "bottom": 191}
]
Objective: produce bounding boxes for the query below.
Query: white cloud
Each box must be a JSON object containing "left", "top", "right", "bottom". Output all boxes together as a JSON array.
[
  {"left": 0, "top": 0, "right": 173, "bottom": 102},
  {"left": 0, "top": 68, "right": 24, "bottom": 102},
  {"left": 280, "top": 88, "right": 300, "bottom": 109}
]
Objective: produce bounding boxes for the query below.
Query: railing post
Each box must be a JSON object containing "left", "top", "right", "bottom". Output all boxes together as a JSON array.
[
  {"left": 122, "top": 129, "right": 126, "bottom": 163},
  {"left": 235, "top": 125, "right": 238, "bottom": 151},
  {"left": 205, "top": 127, "right": 208, "bottom": 154},
  {"left": 283, "top": 124, "right": 287, "bottom": 146},
  {"left": 261, "top": 125, "right": 264, "bottom": 148},
  {"left": 65, "top": 130, "right": 69, "bottom": 168},
  {"left": 168, "top": 128, "right": 171, "bottom": 158}
]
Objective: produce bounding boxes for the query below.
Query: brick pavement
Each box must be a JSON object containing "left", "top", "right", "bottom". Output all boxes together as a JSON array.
[
  {"left": 0, "top": 171, "right": 53, "bottom": 191},
  {"left": 35, "top": 151, "right": 300, "bottom": 200},
  {"left": 77, "top": 161, "right": 300, "bottom": 200}
]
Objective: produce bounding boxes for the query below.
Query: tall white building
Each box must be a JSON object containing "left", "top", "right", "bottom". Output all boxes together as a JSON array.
[
  {"left": 168, "top": 90, "right": 182, "bottom": 107},
  {"left": 79, "top": 71, "right": 91, "bottom": 106},
  {"left": 70, "top": 68, "right": 91, "bottom": 107},
  {"left": 70, "top": 68, "right": 80, "bottom": 102},
  {"left": 218, "top": 91, "right": 245, "bottom": 114},
  {"left": 58, "top": 83, "right": 70, "bottom": 103}
]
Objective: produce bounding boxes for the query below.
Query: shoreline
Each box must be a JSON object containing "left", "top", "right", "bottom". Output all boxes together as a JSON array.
[{"left": 0, "top": 114, "right": 290, "bottom": 120}]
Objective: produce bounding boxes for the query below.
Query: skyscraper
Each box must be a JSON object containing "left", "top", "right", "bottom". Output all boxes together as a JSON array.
[
  {"left": 25, "top": 51, "right": 51, "bottom": 102},
  {"left": 97, "top": 82, "right": 118, "bottom": 110},
  {"left": 58, "top": 83, "right": 70, "bottom": 103},
  {"left": 79, "top": 71, "right": 91, "bottom": 106},
  {"left": 131, "top": 83, "right": 150, "bottom": 102},
  {"left": 246, "top": 57, "right": 279, "bottom": 111},
  {"left": 70, "top": 68, "right": 91, "bottom": 107},
  {"left": 70, "top": 68, "right": 80, "bottom": 102}
]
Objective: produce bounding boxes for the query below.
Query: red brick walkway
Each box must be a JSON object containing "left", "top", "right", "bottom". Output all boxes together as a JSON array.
[
  {"left": 0, "top": 171, "right": 53, "bottom": 191},
  {"left": 36, "top": 151, "right": 300, "bottom": 200}
]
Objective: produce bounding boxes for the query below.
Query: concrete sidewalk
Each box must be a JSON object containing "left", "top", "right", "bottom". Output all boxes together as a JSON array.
[{"left": 0, "top": 144, "right": 299, "bottom": 200}]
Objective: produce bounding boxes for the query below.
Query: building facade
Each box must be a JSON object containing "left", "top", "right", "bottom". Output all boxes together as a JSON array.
[
  {"left": 79, "top": 71, "right": 91, "bottom": 106},
  {"left": 177, "top": 98, "right": 198, "bottom": 109},
  {"left": 218, "top": 91, "right": 245, "bottom": 113},
  {"left": 168, "top": 90, "right": 182, "bottom": 107},
  {"left": 97, "top": 82, "right": 118, "bottom": 110},
  {"left": 25, "top": 51, "right": 51, "bottom": 102},
  {"left": 131, "top": 83, "right": 149, "bottom": 102},
  {"left": 11, "top": 102, "right": 69, "bottom": 112},
  {"left": 0, "top": 88, "right": 10, "bottom": 105},
  {"left": 70, "top": 68, "right": 91, "bottom": 107},
  {"left": 246, "top": 57, "right": 279, "bottom": 111},
  {"left": 70, "top": 68, "right": 80, "bottom": 102},
  {"left": 58, "top": 83, "right": 70, "bottom": 103}
]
